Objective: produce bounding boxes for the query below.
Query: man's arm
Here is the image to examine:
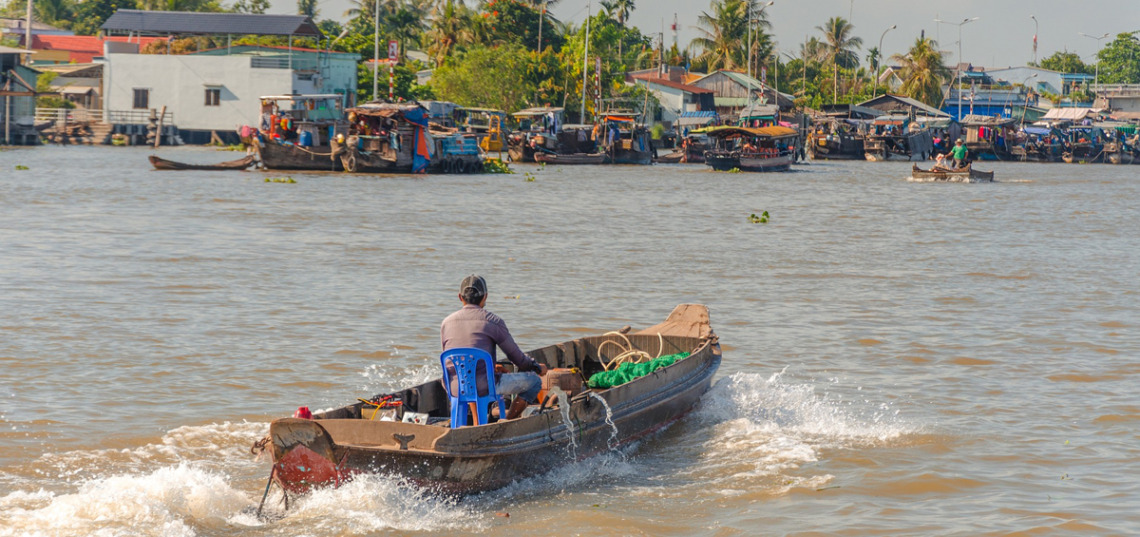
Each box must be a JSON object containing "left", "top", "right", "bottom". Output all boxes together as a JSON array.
[{"left": 489, "top": 319, "right": 543, "bottom": 374}]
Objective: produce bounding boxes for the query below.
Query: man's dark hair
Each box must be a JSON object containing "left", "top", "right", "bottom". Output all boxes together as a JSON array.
[
  {"left": 459, "top": 274, "right": 487, "bottom": 305},
  {"left": 461, "top": 287, "right": 485, "bottom": 305}
]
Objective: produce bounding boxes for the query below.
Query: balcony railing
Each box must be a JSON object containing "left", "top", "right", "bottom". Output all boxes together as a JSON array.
[
  {"left": 35, "top": 108, "right": 174, "bottom": 125},
  {"left": 1091, "top": 84, "right": 1140, "bottom": 97},
  {"left": 250, "top": 56, "right": 319, "bottom": 72}
]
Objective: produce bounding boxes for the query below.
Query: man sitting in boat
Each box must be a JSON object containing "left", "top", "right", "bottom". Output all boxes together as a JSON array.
[
  {"left": 950, "top": 138, "right": 968, "bottom": 169},
  {"left": 441, "top": 275, "right": 548, "bottom": 420}
]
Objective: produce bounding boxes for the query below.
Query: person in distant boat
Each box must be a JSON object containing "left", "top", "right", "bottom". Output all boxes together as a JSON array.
[
  {"left": 441, "top": 275, "right": 547, "bottom": 420},
  {"left": 950, "top": 138, "right": 968, "bottom": 169}
]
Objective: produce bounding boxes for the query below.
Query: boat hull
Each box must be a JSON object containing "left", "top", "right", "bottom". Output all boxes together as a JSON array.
[
  {"left": 267, "top": 305, "right": 722, "bottom": 495},
  {"left": 148, "top": 155, "right": 255, "bottom": 171},
  {"left": 534, "top": 152, "right": 608, "bottom": 165},
  {"left": 706, "top": 152, "right": 793, "bottom": 172},
  {"left": 910, "top": 164, "right": 994, "bottom": 182},
  {"left": 256, "top": 140, "right": 343, "bottom": 172}
]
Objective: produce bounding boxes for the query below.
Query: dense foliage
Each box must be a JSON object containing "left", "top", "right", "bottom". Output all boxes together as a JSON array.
[{"left": 6, "top": 0, "right": 1136, "bottom": 113}]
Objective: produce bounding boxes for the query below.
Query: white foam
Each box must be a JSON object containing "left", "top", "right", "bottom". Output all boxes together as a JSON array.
[
  {"left": 265, "top": 474, "right": 483, "bottom": 533},
  {"left": 0, "top": 464, "right": 250, "bottom": 537}
]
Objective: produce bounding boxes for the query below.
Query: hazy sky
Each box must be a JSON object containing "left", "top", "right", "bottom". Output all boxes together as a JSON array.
[{"left": 277, "top": 0, "right": 1139, "bottom": 68}]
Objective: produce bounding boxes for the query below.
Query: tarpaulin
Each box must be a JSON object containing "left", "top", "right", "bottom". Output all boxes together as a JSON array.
[{"left": 402, "top": 108, "right": 434, "bottom": 173}]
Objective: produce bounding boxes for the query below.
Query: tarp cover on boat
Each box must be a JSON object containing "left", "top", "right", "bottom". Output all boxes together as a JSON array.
[
  {"left": 402, "top": 107, "right": 433, "bottom": 173},
  {"left": 587, "top": 352, "right": 690, "bottom": 389}
]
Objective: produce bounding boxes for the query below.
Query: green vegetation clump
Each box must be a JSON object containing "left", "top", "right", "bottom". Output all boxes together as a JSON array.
[
  {"left": 483, "top": 159, "right": 513, "bottom": 174},
  {"left": 748, "top": 211, "right": 770, "bottom": 224},
  {"left": 265, "top": 177, "right": 296, "bottom": 183},
  {"left": 15, "top": 165, "right": 30, "bottom": 170}
]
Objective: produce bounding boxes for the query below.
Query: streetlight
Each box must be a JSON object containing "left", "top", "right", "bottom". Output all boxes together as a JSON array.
[
  {"left": 746, "top": 1, "right": 775, "bottom": 112},
  {"left": 747, "top": 1, "right": 775, "bottom": 82},
  {"left": 1079, "top": 32, "right": 1111, "bottom": 89},
  {"left": 1019, "top": 73, "right": 1037, "bottom": 124},
  {"left": 1030, "top": 15, "right": 1038, "bottom": 64},
  {"left": 873, "top": 24, "right": 896, "bottom": 99},
  {"left": 935, "top": 16, "right": 979, "bottom": 120}
]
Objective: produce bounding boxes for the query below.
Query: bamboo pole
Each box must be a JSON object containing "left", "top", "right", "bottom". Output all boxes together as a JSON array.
[{"left": 154, "top": 105, "right": 166, "bottom": 148}]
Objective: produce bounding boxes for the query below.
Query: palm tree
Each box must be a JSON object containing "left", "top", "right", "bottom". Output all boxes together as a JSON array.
[
  {"left": 298, "top": 0, "right": 318, "bottom": 18},
  {"left": 890, "top": 37, "right": 951, "bottom": 107},
  {"left": 815, "top": 16, "right": 862, "bottom": 101},
  {"left": 690, "top": 0, "right": 748, "bottom": 72},
  {"left": 426, "top": 0, "right": 474, "bottom": 66}
]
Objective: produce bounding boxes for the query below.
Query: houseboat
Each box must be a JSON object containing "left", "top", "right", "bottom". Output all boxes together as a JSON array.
[
  {"left": 600, "top": 114, "right": 653, "bottom": 165},
  {"left": 703, "top": 126, "right": 799, "bottom": 172}
]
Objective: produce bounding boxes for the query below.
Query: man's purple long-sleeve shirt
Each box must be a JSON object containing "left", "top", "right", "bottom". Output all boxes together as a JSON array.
[{"left": 440, "top": 305, "right": 541, "bottom": 373}]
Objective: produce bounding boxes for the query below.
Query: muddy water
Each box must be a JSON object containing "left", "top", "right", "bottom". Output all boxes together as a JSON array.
[{"left": 1, "top": 145, "right": 1137, "bottom": 535}]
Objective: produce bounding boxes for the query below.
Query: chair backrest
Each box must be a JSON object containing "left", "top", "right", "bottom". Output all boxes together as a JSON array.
[{"left": 440, "top": 347, "right": 504, "bottom": 427}]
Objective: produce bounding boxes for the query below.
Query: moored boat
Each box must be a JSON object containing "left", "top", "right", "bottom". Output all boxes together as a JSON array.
[
  {"left": 534, "top": 151, "right": 607, "bottom": 165},
  {"left": 259, "top": 304, "right": 721, "bottom": 498},
  {"left": 910, "top": 163, "right": 994, "bottom": 182},
  {"left": 703, "top": 126, "right": 799, "bottom": 172},
  {"left": 148, "top": 154, "right": 255, "bottom": 171}
]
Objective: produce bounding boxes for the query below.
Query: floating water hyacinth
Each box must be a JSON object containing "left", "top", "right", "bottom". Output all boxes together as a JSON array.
[
  {"left": 15, "top": 164, "right": 30, "bottom": 170},
  {"left": 748, "top": 211, "right": 769, "bottom": 224},
  {"left": 265, "top": 177, "right": 296, "bottom": 183}
]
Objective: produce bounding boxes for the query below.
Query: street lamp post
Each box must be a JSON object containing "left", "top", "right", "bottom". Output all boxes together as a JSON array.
[
  {"left": 873, "top": 24, "right": 896, "bottom": 99},
  {"left": 1030, "top": 15, "right": 1038, "bottom": 64},
  {"left": 746, "top": 1, "right": 775, "bottom": 111},
  {"left": 372, "top": 0, "right": 379, "bottom": 101},
  {"left": 1019, "top": 73, "right": 1037, "bottom": 125},
  {"left": 935, "top": 16, "right": 979, "bottom": 121},
  {"left": 1079, "top": 32, "right": 1111, "bottom": 89}
]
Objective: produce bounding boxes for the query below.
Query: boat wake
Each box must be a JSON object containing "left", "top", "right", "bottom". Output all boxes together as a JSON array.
[{"left": 0, "top": 367, "right": 919, "bottom": 535}]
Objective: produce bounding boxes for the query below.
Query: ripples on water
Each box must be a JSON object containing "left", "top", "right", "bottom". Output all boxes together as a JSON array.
[{"left": 1, "top": 146, "right": 1138, "bottom": 535}]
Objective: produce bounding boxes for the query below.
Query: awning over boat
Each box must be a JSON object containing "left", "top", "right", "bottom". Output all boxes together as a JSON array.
[
  {"left": 675, "top": 110, "right": 718, "bottom": 127},
  {"left": 705, "top": 125, "right": 798, "bottom": 139},
  {"left": 1022, "top": 126, "right": 1052, "bottom": 136},
  {"left": 1042, "top": 107, "right": 1100, "bottom": 121}
]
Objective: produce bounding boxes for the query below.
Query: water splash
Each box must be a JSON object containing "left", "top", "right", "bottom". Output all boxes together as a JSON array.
[
  {"left": 548, "top": 387, "right": 578, "bottom": 458},
  {"left": 0, "top": 463, "right": 250, "bottom": 537},
  {"left": 587, "top": 392, "right": 620, "bottom": 452}
]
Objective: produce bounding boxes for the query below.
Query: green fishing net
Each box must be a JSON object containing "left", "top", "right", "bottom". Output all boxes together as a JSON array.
[{"left": 587, "top": 352, "right": 691, "bottom": 389}]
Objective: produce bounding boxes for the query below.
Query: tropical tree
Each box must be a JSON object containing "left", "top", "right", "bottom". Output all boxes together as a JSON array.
[
  {"left": 1095, "top": 33, "right": 1140, "bottom": 84},
  {"left": 1036, "top": 51, "right": 1092, "bottom": 74},
  {"left": 890, "top": 36, "right": 950, "bottom": 107},
  {"left": 426, "top": 0, "right": 474, "bottom": 66},
  {"left": 297, "top": 0, "right": 318, "bottom": 18},
  {"left": 815, "top": 16, "right": 862, "bottom": 101},
  {"left": 690, "top": 0, "right": 747, "bottom": 71},
  {"left": 233, "top": 0, "right": 269, "bottom": 14}
]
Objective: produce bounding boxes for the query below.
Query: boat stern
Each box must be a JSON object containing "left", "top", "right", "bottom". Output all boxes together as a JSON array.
[{"left": 270, "top": 418, "right": 342, "bottom": 493}]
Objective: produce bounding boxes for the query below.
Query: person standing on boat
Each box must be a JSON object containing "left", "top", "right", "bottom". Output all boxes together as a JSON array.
[
  {"left": 441, "top": 275, "right": 547, "bottom": 420},
  {"left": 950, "top": 138, "right": 969, "bottom": 169}
]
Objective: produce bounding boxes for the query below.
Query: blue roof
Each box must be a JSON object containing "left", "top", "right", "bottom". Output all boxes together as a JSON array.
[{"left": 678, "top": 111, "right": 718, "bottom": 118}]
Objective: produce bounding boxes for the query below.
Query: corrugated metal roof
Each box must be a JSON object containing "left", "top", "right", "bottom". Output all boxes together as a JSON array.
[{"left": 101, "top": 10, "right": 322, "bottom": 37}]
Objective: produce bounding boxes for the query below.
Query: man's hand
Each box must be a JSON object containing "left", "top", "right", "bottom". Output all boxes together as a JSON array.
[{"left": 537, "top": 364, "right": 549, "bottom": 376}]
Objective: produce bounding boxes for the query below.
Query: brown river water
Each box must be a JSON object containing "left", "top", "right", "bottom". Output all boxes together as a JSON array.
[{"left": 1, "top": 145, "right": 1137, "bottom": 536}]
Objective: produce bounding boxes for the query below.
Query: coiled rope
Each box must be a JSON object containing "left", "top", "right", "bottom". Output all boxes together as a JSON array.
[{"left": 597, "top": 331, "right": 664, "bottom": 371}]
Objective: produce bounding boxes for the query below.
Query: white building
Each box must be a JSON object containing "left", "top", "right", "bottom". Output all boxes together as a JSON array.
[{"left": 97, "top": 10, "right": 357, "bottom": 142}]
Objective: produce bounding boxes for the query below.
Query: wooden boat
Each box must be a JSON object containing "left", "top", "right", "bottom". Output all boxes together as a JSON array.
[
  {"left": 655, "top": 151, "right": 684, "bottom": 163},
  {"left": 261, "top": 304, "right": 722, "bottom": 498},
  {"left": 534, "top": 151, "right": 608, "bottom": 165},
  {"left": 910, "top": 163, "right": 994, "bottom": 182},
  {"left": 601, "top": 114, "right": 654, "bottom": 165},
  {"left": 703, "top": 126, "right": 799, "bottom": 172},
  {"left": 149, "top": 154, "right": 255, "bottom": 171}
]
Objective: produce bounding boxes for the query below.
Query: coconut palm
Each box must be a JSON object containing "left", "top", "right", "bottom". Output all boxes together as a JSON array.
[
  {"left": 426, "top": 0, "right": 474, "bottom": 66},
  {"left": 890, "top": 37, "right": 951, "bottom": 107},
  {"left": 815, "top": 16, "right": 862, "bottom": 101},
  {"left": 298, "top": 0, "right": 318, "bottom": 18},
  {"left": 690, "top": 0, "right": 748, "bottom": 72}
]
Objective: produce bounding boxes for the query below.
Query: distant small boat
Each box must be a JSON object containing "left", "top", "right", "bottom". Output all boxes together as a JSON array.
[
  {"left": 655, "top": 150, "right": 685, "bottom": 163},
  {"left": 534, "top": 152, "right": 608, "bottom": 165},
  {"left": 910, "top": 163, "right": 994, "bottom": 182},
  {"left": 149, "top": 154, "right": 256, "bottom": 171}
]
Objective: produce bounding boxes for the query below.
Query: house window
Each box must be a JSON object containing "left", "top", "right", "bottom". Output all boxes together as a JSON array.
[
  {"left": 205, "top": 88, "right": 221, "bottom": 106},
  {"left": 132, "top": 88, "right": 149, "bottom": 109}
]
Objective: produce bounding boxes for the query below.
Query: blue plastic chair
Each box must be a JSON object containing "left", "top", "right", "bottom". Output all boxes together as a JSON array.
[{"left": 440, "top": 348, "right": 506, "bottom": 428}]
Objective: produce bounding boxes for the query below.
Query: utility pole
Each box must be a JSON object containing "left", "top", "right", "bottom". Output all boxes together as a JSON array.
[
  {"left": 25, "top": 0, "right": 33, "bottom": 50},
  {"left": 537, "top": 0, "right": 546, "bottom": 52},
  {"left": 935, "top": 16, "right": 979, "bottom": 121},
  {"left": 372, "top": 0, "right": 379, "bottom": 101},
  {"left": 580, "top": 0, "right": 590, "bottom": 123},
  {"left": 874, "top": 25, "right": 896, "bottom": 99}
]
